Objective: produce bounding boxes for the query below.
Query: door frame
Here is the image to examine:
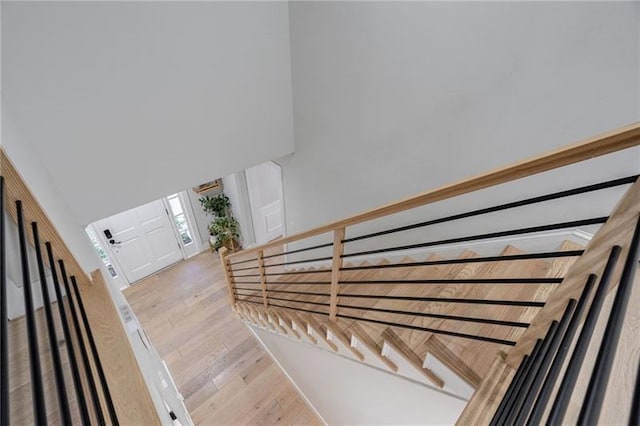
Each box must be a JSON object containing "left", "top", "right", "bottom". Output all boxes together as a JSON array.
[
  {"left": 233, "top": 171, "right": 256, "bottom": 247},
  {"left": 161, "top": 198, "right": 187, "bottom": 260},
  {"left": 162, "top": 190, "right": 203, "bottom": 258},
  {"left": 90, "top": 221, "right": 130, "bottom": 285},
  {"left": 245, "top": 161, "right": 286, "bottom": 245}
]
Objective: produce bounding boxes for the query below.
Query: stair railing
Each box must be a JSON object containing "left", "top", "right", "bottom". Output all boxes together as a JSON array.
[
  {"left": 0, "top": 149, "right": 160, "bottom": 425},
  {"left": 222, "top": 123, "right": 640, "bottom": 423},
  {"left": 459, "top": 187, "right": 640, "bottom": 424}
]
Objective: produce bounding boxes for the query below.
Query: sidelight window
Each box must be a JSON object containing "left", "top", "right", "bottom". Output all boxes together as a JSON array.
[{"left": 167, "top": 193, "right": 193, "bottom": 246}]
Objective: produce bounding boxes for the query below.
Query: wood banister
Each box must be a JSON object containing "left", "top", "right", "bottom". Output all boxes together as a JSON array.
[
  {"left": 227, "top": 122, "right": 640, "bottom": 260},
  {"left": 257, "top": 250, "right": 268, "bottom": 308},
  {"left": 455, "top": 352, "right": 514, "bottom": 425},
  {"left": 218, "top": 247, "right": 237, "bottom": 308},
  {"left": 329, "top": 227, "right": 345, "bottom": 321},
  {"left": 85, "top": 271, "right": 161, "bottom": 424}
]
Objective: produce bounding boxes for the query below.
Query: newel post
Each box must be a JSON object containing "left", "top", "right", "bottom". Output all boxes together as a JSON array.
[
  {"left": 329, "top": 227, "right": 346, "bottom": 321},
  {"left": 219, "top": 247, "right": 236, "bottom": 308},
  {"left": 257, "top": 250, "right": 268, "bottom": 308}
]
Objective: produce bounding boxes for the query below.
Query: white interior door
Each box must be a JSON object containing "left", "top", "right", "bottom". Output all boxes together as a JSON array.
[
  {"left": 95, "top": 199, "right": 183, "bottom": 283},
  {"left": 246, "top": 162, "right": 284, "bottom": 244}
]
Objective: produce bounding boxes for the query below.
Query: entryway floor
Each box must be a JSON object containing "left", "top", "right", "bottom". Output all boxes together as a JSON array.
[{"left": 123, "top": 251, "right": 322, "bottom": 425}]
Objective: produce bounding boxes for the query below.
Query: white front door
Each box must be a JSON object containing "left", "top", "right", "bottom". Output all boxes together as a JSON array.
[
  {"left": 95, "top": 199, "right": 183, "bottom": 283},
  {"left": 246, "top": 162, "right": 284, "bottom": 245}
]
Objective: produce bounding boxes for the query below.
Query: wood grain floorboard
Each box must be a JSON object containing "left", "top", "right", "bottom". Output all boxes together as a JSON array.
[
  {"left": 124, "top": 252, "right": 322, "bottom": 425},
  {"left": 7, "top": 300, "right": 88, "bottom": 426}
]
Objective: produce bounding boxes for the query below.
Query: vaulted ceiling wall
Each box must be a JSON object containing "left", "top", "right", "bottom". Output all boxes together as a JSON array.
[{"left": 2, "top": 1, "right": 295, "bottom": 224}]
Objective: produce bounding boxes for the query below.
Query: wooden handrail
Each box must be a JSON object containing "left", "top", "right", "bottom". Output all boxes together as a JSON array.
[{"left": 228, "top": 122, "right": 640, "bottom": 260}]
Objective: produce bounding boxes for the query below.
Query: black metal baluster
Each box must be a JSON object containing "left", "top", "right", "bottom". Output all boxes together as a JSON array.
[
  {"left": 504, "top": 321, "right": 559, "bottom": 426},
  {"left": 240, "top": 298, "right": 519, "bottom": 345},
  {"left": 343, "top": 217, "right": 608, "bottom": 258},
  {"left": 494, "top": 340, "right": 543, "bottom": 426},
  {"left": 516, "top": 300, "right": 576, "bottom": 424},
  {"left": 16, "top": 201, "right": 47, "bottom": 425},
  {"left": 579, "top": 216, "right": 640, "bottom": 425},
  {"left": 46, "top": 243, "right": 91, "bottom": 426},
  {"left": 546, "top": 245, "right": 622, "bottom": 425},
  {"left": 59, "top": 260, "right": 105, "bottom": 425},
  {"left": 344, "top": 175, "right": 638, "bottom": 243},
  {"left": 0, "top": 177, "right": 8, "bottom": 426},
  {"left": 338, "top": 251, "right": 585, "bottom": 271},
  {"left": 490, "top": 354, "right": 530, "bottom": 426},
  {"left": 527, "top": 274, "right": 596, "bottom": 425},
  {"left": 71, "top": 276, "right": 119, "bottom": 425},
  {"left": 31, "top": 223, "right": 71, "bottom": 424}
]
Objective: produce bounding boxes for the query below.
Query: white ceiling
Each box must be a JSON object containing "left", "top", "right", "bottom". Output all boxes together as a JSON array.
[{"left": 2, "top": 1, "right": 295, "bottom": 224}]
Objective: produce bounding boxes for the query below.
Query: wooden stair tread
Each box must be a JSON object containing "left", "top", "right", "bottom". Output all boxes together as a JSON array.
[
  {"left": 272, "top": 311, "right": 298, "bottom": 338},
  {"left": 388, "top": 251, "right": 478, "bottom": 356},
  {"left": 337, "top": 256, "right": 427, "bottom": 344},
  {"left": 304, "top": 315, "right": 338, "bottom": 352},
  {"left": 349, "top": 323, "right": 398, "bottom": 373},
  {"left": 325, "top": 321, "right": 364, "bottom": 361},
  {"left": 434, "top": 245, "right": 551, "bottom": 379},
  {"left": 424, "top": 335, "right": 482, "bottom": 388},
  {"left": 237, "top": 241, "right": 582, "bottom": 394},
  {"left": 338, "top": 256, "right": 443, "bottom": 323},
  {"left": 339, "top": 251, "right": 481, "bottom": 363},
  {"left": 507, "top": 240, "right": 582, "bottom": 331},
  {"left": 285, "top": 311, "right": 318, "bottom": 345},
  {"left": 455, "top": 351, "right": 514, "bottom": 425},
  {"left": 381, "top": 328, "right": 444, "bottom": 388}
]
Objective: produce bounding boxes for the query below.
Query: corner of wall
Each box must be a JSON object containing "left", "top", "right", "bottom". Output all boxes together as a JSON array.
[{"left": 245, "top": 323, "right": 329, "bottom": 425}]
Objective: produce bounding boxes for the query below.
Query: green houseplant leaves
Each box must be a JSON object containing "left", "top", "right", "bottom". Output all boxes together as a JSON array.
[{"left": 199, "top": 193, "right": 240, "bottom": 252}]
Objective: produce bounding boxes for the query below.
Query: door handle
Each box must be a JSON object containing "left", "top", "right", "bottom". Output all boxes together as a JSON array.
[{"left": 104, "top": 229, "right": 121, "bottom": 245}]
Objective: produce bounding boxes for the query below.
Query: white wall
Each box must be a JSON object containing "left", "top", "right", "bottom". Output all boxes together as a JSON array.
[
  {"left": 252, "top": 326, "right": 467, "bottom": 425},
  {"left": 2, "top": 111, "right": 100, "bottom": 273},
  {"left": 186, "top": 187, "right": 221, "bottom": 248},
  {"left": 2, "top": 1, "right": 295, "bottom": 225},
  {"left": 283, "top": 2, "right": 640, "bottom": 255}
]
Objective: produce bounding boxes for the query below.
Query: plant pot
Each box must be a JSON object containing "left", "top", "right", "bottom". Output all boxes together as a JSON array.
[{"left": 209, "top": 235, "right": 241, "bottom": 253}]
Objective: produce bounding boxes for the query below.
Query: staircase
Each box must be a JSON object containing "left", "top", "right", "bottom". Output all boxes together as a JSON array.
[
  {"left": 230, "top": 240, "right": 581, "bottom": 397},
  {"left": 3, "top": 125, "right": 640, "bottom": 425},
  {"left": 221, "top": 124, "right": 640, "bottom": 425}
]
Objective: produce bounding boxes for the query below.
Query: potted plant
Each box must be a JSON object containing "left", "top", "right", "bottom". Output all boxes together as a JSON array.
[
  {"left": 198, "top": 194, "right": 231, "bottom": 218},
  {"left": 199, "top": 193, "right": 241, "bottom": 252},
  {"left": 208, "top": 216, "right": 240, "bottom": 252}
]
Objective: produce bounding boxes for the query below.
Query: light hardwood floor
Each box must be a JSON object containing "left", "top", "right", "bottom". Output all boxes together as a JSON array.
[
  {"left": 123, "top": 251, "right": 322, "bottom": 426},
  {"left": 8, "top": 302, "right": 84, "bottom": 426}
]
